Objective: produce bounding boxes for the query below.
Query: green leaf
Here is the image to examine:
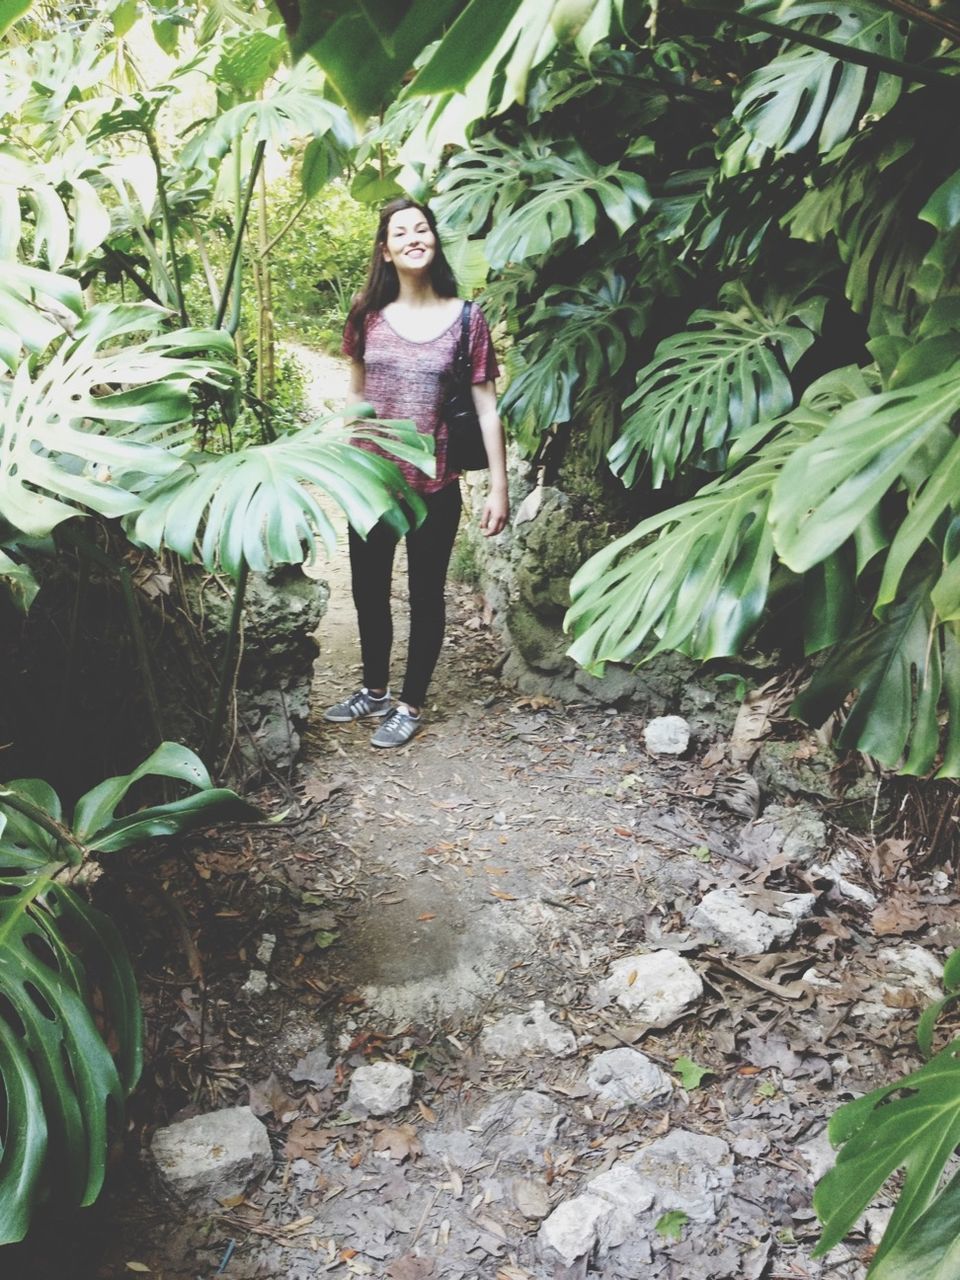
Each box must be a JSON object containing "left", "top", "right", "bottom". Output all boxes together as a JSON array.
[
  {"left": 656, "top": 1209, "right": 689, "bottom": 1241},
  {"left": 771, "top": 369, "right": 960, "bottom": 575},
  {"left": 733, "top": 2, "right": 907, "bottom": 159},
  {"left": 869, "top": 1170, "right": 960, "bottom": 1280},
  {"left": 132, "top": 417, "right": 434, "bottom": 577},
  {"left": 814, "top": 1039, "right": 960, "bottom": 1266},
  {"left": 793, "top": 576, "right": 960, "bottom": 776},
  {"left": 0, "top": 300, "right": 237, "bottom": 539},
  {"left": 0, "top": 546, "right": 40, "bottom": 612},
  {"left": 500, "top": 269, "right": 648, "bottom": 444},
  {"left": 673, "top": 1055, "right": 712, "bottom": 1089},
  {"left": 0, "top": 745, "right": 263, "bottom": 1242},
  {"left": 569, "top": 368, "right": 864, "bottom": 672},
  {"left": 0, "top": 0, "right": 32, "bottom": 37},
  {"left": 350, "top": 164, "right": 405, "bottom": 205},
  {"left": 287, "top": 0, "right": 462, "bottom": 119},
  {"left": 409, "top": 0, "right": 520, "bottom": 95},
  {"left": 611, "top": 289, "right": 824, "bottom": 487}
]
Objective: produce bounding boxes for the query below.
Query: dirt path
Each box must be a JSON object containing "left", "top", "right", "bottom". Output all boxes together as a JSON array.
[{"left": 14, "top": 348, "right": 930, "bottom": 1280}]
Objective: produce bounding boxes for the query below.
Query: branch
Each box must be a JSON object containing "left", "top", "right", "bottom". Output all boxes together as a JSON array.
[
  {"left": 872, "top": 0, "right": 960, "bottom": 45},
  {"left": 692, "top": 2, "right": 958, "bottom": 88}
]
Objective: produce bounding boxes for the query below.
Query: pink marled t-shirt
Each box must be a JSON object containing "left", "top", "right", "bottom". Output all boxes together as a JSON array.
[{"left": 342, "top": 302, "right": 499, "bottom": 495}]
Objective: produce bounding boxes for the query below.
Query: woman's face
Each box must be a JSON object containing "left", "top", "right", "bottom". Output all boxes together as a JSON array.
[{"left": 382, "top": 208, "right": 436, "bottom": 273}]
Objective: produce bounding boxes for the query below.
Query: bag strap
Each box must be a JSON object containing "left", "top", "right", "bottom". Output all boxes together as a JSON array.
[{"left": 456, "top": 300, "right": 473, "bottom": 379}]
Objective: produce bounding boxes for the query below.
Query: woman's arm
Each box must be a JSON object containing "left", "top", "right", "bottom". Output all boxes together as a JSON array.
[
  {"left": 471, "top": 380, "right": 509, "bottom": 537},
  {"left": 347, "top": 358, "right": 365, "bottom": 402}
]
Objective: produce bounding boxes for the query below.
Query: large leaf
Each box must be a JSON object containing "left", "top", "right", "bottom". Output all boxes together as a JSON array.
[
  {"left": 611, "top": 287, "right": 825, "bottom": 487},
  {"left": 568, "top": 367, "right": 870, "bottom": 671},
  {"left": 181, "top": 58, "right": 355, "bottom": 170},
  {"left": 499, "top": 269, "right": 649, "bottom": 449},
  {"left": 771, "top": 367, "right": 960, "bottom": 574},
  {"left": 733, "top": 2, "right": 907, "bottom": 159},
  {"left": 0, "top": 146, "right": 111, "bottom": 271},
  {"left": 131, "top": 417, "right": 435, "bottom": 577},
  {"left": 815, "top": 1039, "right": 960, "bottom": 1268},
  {"left": 484, "top": 144, "right": 650, "bottom": 268},
  {"left": 793, "top": 573, "right": 960, "bottom": 776},
  {"left": 0, "top": 744, "right": 262, "bottom": 1243},
  {"left": 784, "top": 136, "right": 934, "bottom": 317},
  {"left": 0, "top": 298, "right": 238, "bottom": 538}
]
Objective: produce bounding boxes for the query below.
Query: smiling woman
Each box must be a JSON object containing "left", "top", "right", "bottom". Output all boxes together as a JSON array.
[{"left": 323, "top": 197, "right": 509, "bottom": 748}]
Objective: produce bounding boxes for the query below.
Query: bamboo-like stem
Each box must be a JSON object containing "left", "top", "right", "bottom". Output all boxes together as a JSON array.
[
  {"left": 187, "top": 218, "right": 221, "bottom": 314},
  {"left": 256, "top": 159, "right": 275, "bottom": 406},
  {"left": 144, "top": 124, "right": 189, "bottom": 326},
  {"left": 215, "top": 138, "right": 267, "bottom": 330},
  {"left": 202, "top": 561, "right": 249, "bottom": 768},
  {"left": 259, "top": 197, "right": 308, "bottom": 259}
]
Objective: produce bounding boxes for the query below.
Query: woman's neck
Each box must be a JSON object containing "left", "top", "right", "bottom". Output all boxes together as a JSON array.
[{"left": 394, "top": 272, "right": 440, "bottom": 306}]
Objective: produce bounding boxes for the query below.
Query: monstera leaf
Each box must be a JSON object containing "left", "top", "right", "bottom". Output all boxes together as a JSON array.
[
  {"left": 610, "top": 286, "right": 824, "bottom": 486},
  {"left": 771, "top": 366, "right": 960, "bottom": 580},
  {"left": 0, "top": 298, "right": 237, "bottom": 537},
  {"left": 568, "top": 366, "right": 869, "bottom": 671},
  {"left": 794, "top": 571, "right": 960, "bottom": 776},
  {"left": 732, "top": 1, "right": 907, "bottom": 160},
  {"left": 0, "top": 743, "right": 261, "bottom": 1244},
  {"left": 499, "top": 269, "right": 649, "bottom": 448},
  {"left": 132, "top": 418, "right": 435, "bottom": 577},
  {"left": 181, "top": 57, "right": 354, "bottom": 172}
]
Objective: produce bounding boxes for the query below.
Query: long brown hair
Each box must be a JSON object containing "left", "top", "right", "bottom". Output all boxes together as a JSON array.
[{"left": 346, "top": 198, "right": 459, "bottom": 356}]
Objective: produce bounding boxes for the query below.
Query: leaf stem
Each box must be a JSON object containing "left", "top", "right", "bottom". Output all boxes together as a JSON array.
[
  {"left": 0, "top": 792, "right": 85, "bottom": 867},
  {"left": 202, "top": 560, "right": 249, "bottom": 768},
  {"left": 215, "top": 139, "right": 267, "bottom": 330},
  {"left": 144, "top": 124, "right": 189, "bottom": 326}
]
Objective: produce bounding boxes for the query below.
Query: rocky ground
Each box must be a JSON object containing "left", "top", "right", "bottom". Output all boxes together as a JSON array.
[{"left": 11, "top": 347, "right": 957, "bottom": 1280}]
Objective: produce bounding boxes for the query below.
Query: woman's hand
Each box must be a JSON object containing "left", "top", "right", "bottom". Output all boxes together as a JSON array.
[{"left": 480, "top": 486, "right": 509, "bottom": 537}]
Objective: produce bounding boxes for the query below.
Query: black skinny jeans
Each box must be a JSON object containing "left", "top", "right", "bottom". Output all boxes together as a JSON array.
[{"left": 347, "top": 481, "right": 462, "bottom": 708}]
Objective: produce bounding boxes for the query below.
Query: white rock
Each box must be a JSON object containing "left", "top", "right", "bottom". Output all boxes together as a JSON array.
[
  {"left": 512, "top": 1176, "right": 551, "bottom": 1220},
  {"left": 240, "top": 969, "right": 269, "bottom": 997},
  {"left": 878, "top": 944, "right": 943, "bottom": 1001},
  {"left": 739, "top": 803, "right": 826, "bottom": 867},
  {"left": 586, "top": 1048, "right": 672, "bottom": 1109},
  {"left": 594, "top": 950, "right": 703, "bottom": 1021},
  {"left": 538, "top": 1193, "right": 613, "bottom": 1265},
  {"left": 797, "top": 1126, "right": 835, "bottom": 1183},
  {"left": 811, "top": 858, "right": 878, "bottom": 910},
  {"left": 346, "top": 1062, "right": 414, "bottom": 1116},
  {"left": 255, "top": 933, "right": 277, "bottom": 966},
  {"left": 627, "top": 1129, "right": 733, "bottom": 1223},
  {"left": 643, "top": 715, "right": 691, "bottom": 755},
  {"left": 289, "top": 1047, "right": 334, "bottom": 1085},
  {"left": 589, "top": 1164, "right": 656, "bottom": 1216},
  {"left": 689, "top": 888, "right": 816, "bottom": 955},
  {"left": 480, "top": 1000, "right": 577, "bottom": 1058},
  {"left": 151, "top": 1107, "right": 272, "bottom": 1206}
]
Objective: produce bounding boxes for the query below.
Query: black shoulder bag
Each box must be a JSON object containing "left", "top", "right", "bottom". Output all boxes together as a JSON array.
[{"left": 442, "top": 301, "right": 489, "bottom": 472}]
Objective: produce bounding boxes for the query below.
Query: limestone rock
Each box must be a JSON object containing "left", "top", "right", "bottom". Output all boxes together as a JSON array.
[
  {"left": 643, "top": 715, "right": 691, "bottom": 755},
  {"left": 594, "top": 950, "right": 703, "bottom": 1021},
  {"left": 688, "top": 888, "right": 817, "bottom": 955},
  {"left": 289, "top": 1047, "right": 333, "bottom": 1086},
  {"left": 477, "top": 1090, "right": 564, "bottom": 1164},
  {"left": 538, "top": 1193, "right": 614, "bottom": 1265},
  {"left": 878, "top": 944, "right": 943, "bottom": 1001},
  {"left": 627, "top": 1129, "right": 733, "bottom": 1223},
  {"left": 151, "top": 1106, "right": 272, "bottom": 1206},
  {"left": 738, "top": 802, "right": 826, "bottom": 868},
  {"left": 512, "top": 1176, "right": 551, "bottom": 1220},
  {"left": 480, "top": 1000, "right": 577, "bottom": 1058},
  {"left": 346, "top": 1062, "right": 414, "bottom": 1117},
  {"left": 586, "top": 1047, "right": 673, "bottom": 1109},
  {"left": 240, "top": 969, "right": 269, "bottom": 997},
  {"left": 588, "top": 1164, "right": 656, "bottom": 1217}
]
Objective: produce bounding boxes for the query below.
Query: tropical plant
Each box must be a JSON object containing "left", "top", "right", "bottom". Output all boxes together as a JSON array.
[
  {"left": 0, "top": 741, "right": 261, "bottom": 1245},
  {"left": 814, "top": 948, "right": 960, "bottom": 1278}
]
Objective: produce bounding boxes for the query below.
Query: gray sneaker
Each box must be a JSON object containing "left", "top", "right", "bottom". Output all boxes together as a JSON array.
[
  {"left": 371, "top": 706, "right": 423, "bottom": 748},
  {"left": 323, "top": 687, "right": 391, "bottom": 722}
]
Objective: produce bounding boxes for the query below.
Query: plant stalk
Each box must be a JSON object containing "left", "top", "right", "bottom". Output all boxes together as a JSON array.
[
  {"left": 202, "top": 561, "right": 249, "bottom": 767},
  {"left": 0, "top": 792, "right": 86, "bottom": 866},
  {"left": 215, "top": 138, "right": 267, "bottom": 330},
  {"left": 144, "top": 124, "right": 189, "bottom": 326}
]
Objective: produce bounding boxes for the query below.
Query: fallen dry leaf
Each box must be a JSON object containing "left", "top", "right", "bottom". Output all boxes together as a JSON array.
[
  {"left": 372, "top": 1123, "right": 422, "bottom": 1162},
  {"left": 489, "top": 888, "right": 517, "bottom": 901}
]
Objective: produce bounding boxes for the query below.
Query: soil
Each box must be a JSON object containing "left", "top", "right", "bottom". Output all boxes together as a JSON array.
[{"left": 7, "top": 349, "right": 951, "bottom": 1280}]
